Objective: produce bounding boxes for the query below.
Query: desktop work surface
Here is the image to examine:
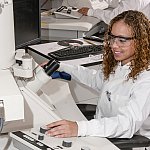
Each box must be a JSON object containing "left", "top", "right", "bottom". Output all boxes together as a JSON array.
[
  {"left": 28, "top": 40, "right": 103, "bottom": 66},
  {"left": 41, "top": 12, "right": 102, "bottom": 41}
]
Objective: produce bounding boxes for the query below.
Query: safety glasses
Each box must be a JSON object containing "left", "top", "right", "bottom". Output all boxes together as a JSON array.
[{"left": 108, "top": 33, "right": 135, "bottom": 47}]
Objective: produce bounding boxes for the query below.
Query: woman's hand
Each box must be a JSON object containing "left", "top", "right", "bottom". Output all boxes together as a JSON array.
[
  {"left": 40, "top": 61, "right": 48, "bottom": 67},
  {"left": 78, "top": 7, "right": 89, "bottom": 16},
  {"left": 46, "top": 120, "right": 78, "bottom": 138}
]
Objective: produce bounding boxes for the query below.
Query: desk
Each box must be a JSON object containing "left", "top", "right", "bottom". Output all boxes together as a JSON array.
[{"left": 41, "top": 12, "right": 101, "bottom": 41}]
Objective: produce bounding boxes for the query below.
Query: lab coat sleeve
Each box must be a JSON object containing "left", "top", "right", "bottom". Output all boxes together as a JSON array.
[
  {"left": 59, "top": 63, "right": 104, "bottom": 91},
  {"left": 87, "top": 0, "right": 150, "bottom": 24},
  {"left": 105, "top": 0, "right": 120, "bottom": 8},
  {"left": 77, "top": 76, "right": 150, "bottom": 138}
]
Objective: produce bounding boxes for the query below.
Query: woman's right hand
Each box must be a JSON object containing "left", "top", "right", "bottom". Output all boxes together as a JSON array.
[
  {"left": 40, "top": 61, "right": 48, "bottom": 67},
  {"left": 78, "top": 7, "right": 89, "bottom": 16}
]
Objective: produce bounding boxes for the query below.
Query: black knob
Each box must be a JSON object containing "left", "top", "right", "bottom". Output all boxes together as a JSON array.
[
  {"left": 62, "top": 140, "right": 72, "bottom": 147},
  {"left": 40, "top": 126, "right": 48, "bottom": 134},
  {"left": 38, "top": 134, "right": 44, "bottom": 140},
  {"left": 81, "top": 146, "right": 91, "bottom": 150}
]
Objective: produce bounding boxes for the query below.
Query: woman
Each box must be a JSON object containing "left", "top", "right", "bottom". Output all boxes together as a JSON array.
[{"left": 46, "top": 10, "right": 150, "bottom": 139}]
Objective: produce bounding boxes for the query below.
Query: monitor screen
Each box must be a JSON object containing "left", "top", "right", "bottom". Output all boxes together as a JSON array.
[{"left": 13, "top": 0, "right": 41, "bottom": 49}]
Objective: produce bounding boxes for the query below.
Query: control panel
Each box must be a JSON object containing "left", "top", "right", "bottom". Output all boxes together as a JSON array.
[
  {"left": 54, "top": 6, "right": 83, "bottom": 19},
  {"left": 10, "top": 127, "right": 118, "bottom": 150}
]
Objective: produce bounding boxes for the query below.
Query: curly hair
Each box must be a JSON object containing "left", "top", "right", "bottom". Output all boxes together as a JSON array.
[{"left": 102, "top": 10, "right": 150, "bottom": 80}]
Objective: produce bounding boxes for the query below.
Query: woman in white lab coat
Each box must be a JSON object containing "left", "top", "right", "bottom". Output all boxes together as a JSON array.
[
  {"left": 78, "top": 0, "right": 150, "bottom": 24},
  {"left": 46, "top": 10, "right": 150, "bottom": 140}
]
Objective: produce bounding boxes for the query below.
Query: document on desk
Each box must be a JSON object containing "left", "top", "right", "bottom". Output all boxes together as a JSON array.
[{"left": 30, "top": 42, "right": 66, "bottom": 56}]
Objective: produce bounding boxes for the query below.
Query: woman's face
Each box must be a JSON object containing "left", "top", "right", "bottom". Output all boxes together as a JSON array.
[{"left": 110, "top": 20, "right": 135, "bottom": 65}]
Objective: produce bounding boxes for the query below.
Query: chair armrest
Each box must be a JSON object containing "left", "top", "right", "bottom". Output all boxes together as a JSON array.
[
  {"left": 108, "top": 135, "right": 150, "bottom": 149},
  {"left": 77, "top": 104, "right": 96, "bottom": 120}
]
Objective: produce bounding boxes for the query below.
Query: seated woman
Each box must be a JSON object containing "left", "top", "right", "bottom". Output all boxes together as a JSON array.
[{"left": 46, "top": 10, "right": 150, "bottom": 140}]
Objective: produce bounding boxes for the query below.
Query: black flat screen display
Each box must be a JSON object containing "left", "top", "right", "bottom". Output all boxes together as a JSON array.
[{"left": 13, "top": 0, "right": 41, "bottom": 49}]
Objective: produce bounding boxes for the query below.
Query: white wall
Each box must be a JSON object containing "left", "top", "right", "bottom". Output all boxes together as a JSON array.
[{"left": 40, "top": 0, "right": 63, "bottom": 10}]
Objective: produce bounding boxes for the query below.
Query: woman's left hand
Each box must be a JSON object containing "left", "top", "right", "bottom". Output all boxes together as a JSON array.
[
  {"left": 78, "top": 7, "right": 89, "bottom": 15},
  {"left": 46, "top": 120, "right": 78, "bottom": 138}
]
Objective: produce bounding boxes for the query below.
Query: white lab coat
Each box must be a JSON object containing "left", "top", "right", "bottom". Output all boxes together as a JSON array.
[
  {"left": 59, "top": 62, "right": 150, "bottom": 138},
  {"left": 87, "top": 0, "right": 150, "bottom": 24}
]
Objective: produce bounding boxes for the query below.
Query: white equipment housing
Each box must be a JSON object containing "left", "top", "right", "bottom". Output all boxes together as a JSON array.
[
  {"left": 0, "top": 0, "right": 15, "bottom": 69},
  {"left": 0, "top": 70, "right": 24, "bottom": 122},
  {"left": 0, "top": 0, "right": 24, "bottom": 123}
]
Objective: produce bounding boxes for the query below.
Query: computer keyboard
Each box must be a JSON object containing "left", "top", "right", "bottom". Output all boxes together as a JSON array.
[
  {"left": 48, "top": 44, "right": 103, "bottom": 61},
  {"left": 83, "top": 36, "right": 104, "bottom": 42}
]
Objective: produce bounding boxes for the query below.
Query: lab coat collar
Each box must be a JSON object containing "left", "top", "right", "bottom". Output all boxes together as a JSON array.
[
  {"left": 118, "top": 61, "right": 131, "bottom": 68},
  {"left": 118, "top": 62, "right": 131, "bottom": 68}
]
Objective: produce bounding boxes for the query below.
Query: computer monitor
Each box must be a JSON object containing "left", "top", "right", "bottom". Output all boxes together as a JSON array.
[{"left": 13, "top": 0, "right": 41, "bottom": 49}]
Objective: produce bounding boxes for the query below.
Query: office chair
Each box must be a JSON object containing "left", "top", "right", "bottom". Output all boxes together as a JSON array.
[{"left": 77, "top": 104, "right": 150, "bottom": 150}]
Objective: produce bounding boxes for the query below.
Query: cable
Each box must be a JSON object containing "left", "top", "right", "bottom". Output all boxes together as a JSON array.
[
  {"left": 0, "top": 118, "right": 12, "bottom": 150},
  {"left": 0, "top": 118, "right": 4, "bottom": 133},
  {"left": 0, "top": 100, "right": 5, "bottom": 134},
  {"left": 3, "top": 137, "right": 12, "bottom": 150}
]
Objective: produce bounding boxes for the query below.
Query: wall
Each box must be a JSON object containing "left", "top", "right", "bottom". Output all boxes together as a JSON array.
[{"left": 40, "top": 0, "right": 63, "bottom": 10}]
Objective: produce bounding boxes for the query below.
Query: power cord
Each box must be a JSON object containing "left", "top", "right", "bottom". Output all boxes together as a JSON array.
[
  {"left": 0, "top": 118, "right": 4, "bottom": 133},
  {"left": 3, "top": 137, "right": 12, "bottom": 150},
  {"left": 0, "top": 100, "right": 5, "bottom": 134}
]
